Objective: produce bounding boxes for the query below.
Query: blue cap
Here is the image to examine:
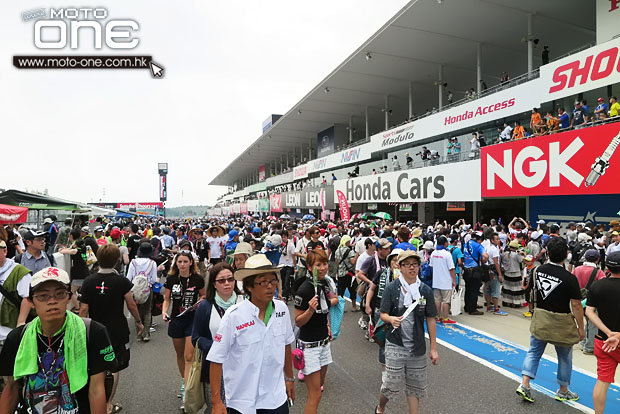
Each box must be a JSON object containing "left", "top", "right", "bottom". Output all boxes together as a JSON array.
[
  {"left": 252, "top": 227, "right": 261, "bottom": 234},
  {"left": 229, "top": 230, "right": 239, "bottom": 238}
]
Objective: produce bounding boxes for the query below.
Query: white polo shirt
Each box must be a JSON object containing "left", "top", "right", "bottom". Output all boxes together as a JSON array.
[
  {"left": 429, "top": 248, "right": 455, "bottom": 290},
  {"left": 207, "top": 299, "right": 295, "bottom": 414}
]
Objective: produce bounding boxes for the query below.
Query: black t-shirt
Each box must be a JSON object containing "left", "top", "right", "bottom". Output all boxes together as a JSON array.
[
  {"left": 572, "top": 107, "right": 587, "bottom": 125},
  {"left": 194, "top": 239, "right": 209, "bottom": 261},
  {"left": 371, "top": 267, "right": 394, "bottom": 310},
  {"left": 71, "top": 239, "right": 90, "bottom": 279},
  {"left": 0, "top": 320, "right": 116, "bottom": 414},
  {"left": 80, "top": 272, "right": 133, "bottom": 348},
  {"left": 294, "top": 279, "right": 329, "bottom": 342},
  {"left": 127, "top": 234, "right": 142, "bottom": 260},
  {"left": 533, "top": 263, "right": 580, "bottom": 313},
  {"left": 83, "top": 235, "right": 99, "bottom": 256},
  {"left": 164, "top": 274, "right": 205, "bottom": 319},
  {"left": 306, "top": 240, "right": 324, "bottom": 255},
  {"left": 586, "top": 277, "right": 620, "bottom": 340}
]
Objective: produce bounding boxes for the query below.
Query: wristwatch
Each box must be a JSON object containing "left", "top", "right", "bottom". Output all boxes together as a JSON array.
[
  {"left": 284, "top": 376, "right": 295, "bottom": 383},
  {"left": 136, "top": 320, "right": 142, "bottom": 324}
]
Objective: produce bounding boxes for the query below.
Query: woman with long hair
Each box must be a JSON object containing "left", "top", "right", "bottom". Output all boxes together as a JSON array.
[
  {"left": 190, "top": 262, "right": 243, "bottom": 413},
  {"left": 162, "top": 251, "right": 206, "bottom": 411}
]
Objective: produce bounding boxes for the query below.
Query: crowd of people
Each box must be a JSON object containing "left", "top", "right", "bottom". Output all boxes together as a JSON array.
[{"left": 1, "top": 213, "right": 620, "bottom": 413}]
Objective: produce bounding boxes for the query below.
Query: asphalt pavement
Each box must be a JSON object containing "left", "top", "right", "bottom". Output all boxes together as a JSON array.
[{"left": 116, "top": 304, "right": 583, "bottom": 414}]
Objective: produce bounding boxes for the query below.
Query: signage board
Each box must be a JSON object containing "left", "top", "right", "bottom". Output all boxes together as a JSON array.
[
  {"left": 481, "top": 122, "right": 620, "bottom": 197},
  {"left": 334, "top": 160, "right": 481, "bottom": 204}
]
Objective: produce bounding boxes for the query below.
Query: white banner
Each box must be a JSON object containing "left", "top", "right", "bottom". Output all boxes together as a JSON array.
[
  {"left": 540, "top": 37, "right": 620, "bottom": 101},
  {"left": 247, "top": 200, "right": 258, "bottom": 212},
  {"left": 213, "top": 208, "right": 222, "bottom": 216},
  {"left": 597, "top": 0, "right": 620, "bottom": 44},
  {"left": 231, "top": 204, "right": 241, "bottom": 214},
  {"left": 366, "top": 84, "right": 540, "bottom": 154},
  {"left": 308, "top": 144, "right": 371, "bottom": 175},
  {"left": 334, "top": 160, "right": 481, "bottom": 204},
  {"left": 293, "top": 164, "right": 308, "bottom": 180}
]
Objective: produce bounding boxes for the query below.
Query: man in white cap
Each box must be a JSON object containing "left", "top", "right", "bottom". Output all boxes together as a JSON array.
[
  {"left": 0, "top": 267, "right": 117, "bottom": 413},
  {"left": 207, "top": 255, "right": 295, "bottom": 414}
]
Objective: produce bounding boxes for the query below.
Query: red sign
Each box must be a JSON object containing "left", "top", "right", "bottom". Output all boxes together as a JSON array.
[
  {"left": 336, "top": 190, "right": 350, "bottom": 221},
  {"left": 548, "top": 45, "right": 620, "bottom": 94},
  {"left": 240, "top": 203, "right": 248, "bottom": 215},
  {"left": 0, "top": 204, "right": 28, "bottom": 224},
  {"left": 258, "top": 165, "right": 266, "bottom": 182},
  {"left": 269, "top": 194, "right": 282, "bottom": 212},
  {"left": 481, "top": 123, "right": 620, "bottom": 197}
]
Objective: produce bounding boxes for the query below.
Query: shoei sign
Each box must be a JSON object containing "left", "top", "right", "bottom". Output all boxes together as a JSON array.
[
  {"left": 540, "top": 37, "right": 620, "bottom": 101},
  {"left": 334, "top": 160, "right": 481, "bottom": 204},
  {"left": 482, "top": 122, "right": 620, "bottom": 197}
]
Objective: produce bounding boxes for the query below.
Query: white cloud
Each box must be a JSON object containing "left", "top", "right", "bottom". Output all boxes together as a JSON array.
[{"left": 1, "top": 0, "right": 409, "bottom": 207}]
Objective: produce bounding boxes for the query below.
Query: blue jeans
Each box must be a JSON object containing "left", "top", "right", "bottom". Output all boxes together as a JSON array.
[{"left": 521, "top": 334, "right": 573, "bottom": 386}]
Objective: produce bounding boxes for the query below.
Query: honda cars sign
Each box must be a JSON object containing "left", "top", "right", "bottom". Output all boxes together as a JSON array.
[{"left": 482, "top": 123, "right": 620, "bottom": 197}]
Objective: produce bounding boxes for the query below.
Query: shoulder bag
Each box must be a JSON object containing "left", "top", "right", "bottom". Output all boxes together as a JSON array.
[
  {"left": 466, "top": 241, "right": 490, "bottom": 282},
  {"left": 529, "top": 266, "right": 580, "bottom": 347}
]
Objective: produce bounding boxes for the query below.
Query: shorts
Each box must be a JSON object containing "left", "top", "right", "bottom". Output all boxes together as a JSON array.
[
  {"left": 299, "top": 341, "right": 332, "bottom": 375},
  {"left": 433, "top": 289, "right": 452, "bottom": 304},
  {"left": 484, "top": 277, "right": 501, "bottom": 298},
  {"left": 595, "top": 338, "right": 620, "bottom": 383},
  {"left": 381, "top": 342, "right": 428, "bottom": 399},
  {"left": 110, "top": 346, "right": 130, "bottom": 373},
  {"left": 168, "top": 314, "right": 195, "bottom": 338}
]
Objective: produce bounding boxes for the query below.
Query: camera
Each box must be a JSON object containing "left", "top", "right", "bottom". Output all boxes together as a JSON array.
[{"left": 415, "top": 151, "right": 422, "bottom": 156}]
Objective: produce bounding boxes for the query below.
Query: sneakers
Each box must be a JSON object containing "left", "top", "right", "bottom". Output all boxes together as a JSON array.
[
  {"left": 516, "top": 384, "right": 534, "bottom": 403},
  {"left": 468, "top": 310, "right": 484, "bottom": 315},
  {"left": 364, "top": 331, "right": 375, "bottom": 342},
  {"left": 555, "top": 389, "right": 579, "bottom": 402},
  {"left": 297, "top": 371, "right": 305, "bottom": 382},
  {"left": 149, "top": 327, "right": 156, "bottom": 333},
  {"left": 487, "top": 306, "right": 495, "bottom": 312},
  {"left": 494, "top": 308, "right": 508, "bottom": 316},
  {"left": 523, "top": 311, "right": 532, "bottom": 318},
  {"left": 143, "top": 337, "right": 150, "bottom": 343},
  {"left": 177, "top": 379, "right": 185, "bottom": 398},
  {"left": 442, "top": 318, "right": 457, "bottom": 324}
]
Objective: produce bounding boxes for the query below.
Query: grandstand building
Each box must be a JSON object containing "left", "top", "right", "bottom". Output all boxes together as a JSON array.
[{"left": 210, "top": 0, "right": 620, "bottom": 229}]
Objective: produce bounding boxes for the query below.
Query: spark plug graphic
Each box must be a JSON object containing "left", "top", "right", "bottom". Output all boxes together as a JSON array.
[{"left": 585, "top": 131, "right": 620, "bottom": 187}]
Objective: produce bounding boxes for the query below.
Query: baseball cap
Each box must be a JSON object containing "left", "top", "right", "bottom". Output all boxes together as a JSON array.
[
  {"left": 228, "top": 230, "right": 239, "bottom": 238},
  {"left": 611, "top": 231, "right": 620, "bottom": 236},
  {"left": 252, "top": 227, "right": 261, "bottom": 234},
  {"left": 397, "top": 250, "right": 421, "bottom": 264},
  {"left": 24, "top": 229, "right": 47, "bottom": 240},
  {"left": 509, "top": 240, "right": 520, "bottom": 249},
  {"left": 110, "top": 228, "right": 122, "bottom": 239},
  {"left": 584, "top": 249, "right": 600, "bottom": 261},
  {"left": 472, "top": 231, "right": 484, "bottom": 240},
  {"left": 607, "top": 251, "right": 620, "bottom": 271},
  {"left": 423, "top": 240, "right": 434, "bottom": 250},
  {"left": 94, "top": 226, "right": 104, "bottom": 233},
  {"left": 387, "top": 248, "right": 403, "bottom": 263},
  {"left": 43, "top": 217, "right": 53, "bottom": 224},
  {"left": 376, "top": 238, "right": 392, "bottom": 249},
  {"left": 81, "top": 226, "right": 89, "bottom": 233},
  {"left": 530, "top": 231, "right": 542, "bottom": 240},
  {"left": 31, "top": 267, "right": 70, "bottom": 289},
  {"left": 535, "top": 219, "right": 545, "bottom": 224},
  {"left": 0, "top": 240, "right": 6, "bottom": 248},
  {"left": 269, "top": 234, "right": 282, "bottom": 246},
  {"left": 598, "top": 97, "right": 604, "bottom": 102}
]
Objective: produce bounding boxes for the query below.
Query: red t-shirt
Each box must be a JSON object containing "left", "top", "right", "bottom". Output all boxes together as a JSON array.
[{"left": 572, "top": 265, "right": 606, "bottom": 289}]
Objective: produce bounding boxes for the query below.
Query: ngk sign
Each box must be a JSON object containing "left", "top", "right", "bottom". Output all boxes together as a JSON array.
[
  {"left": 540, "top": 37, "right": 620, "bottom": 100},
  {"left": 482, "top": 123, "right": 620, "bottom": 197}
]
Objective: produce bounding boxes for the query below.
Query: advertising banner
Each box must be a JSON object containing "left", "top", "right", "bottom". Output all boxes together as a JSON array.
[
  {"left": 247, "top": 200, "right": 258, "bottom": 212},
  {"left": 293, "top": 164, "right": 308, "bottom": 180},
  {"left": 283, "top": 192, "right": 302, "bottom": 209},
  {"left": 240, "top": 203, "right": 248, "bottom": 215},
  {"left": 222, "top": 206, "right": 230, "bottom": 216},
  {"left": 336, "top": 190, "right": 350, "bottom": 221},
  {"left": 334, "top": 160, "right": 481, "bottom": 204},
  {"left": 481, "top": 122, "right": 620, "bottom": 197},
  {"left": 213, "top": 208, "right": 222, "bottom": 216},
  {"left": 269, "top": 194, "right": 283, "bottom": 212},
  {"left": 302, "top": 187, "right": 334, "bottom": 209},
  {"left": 159, "top": 174, "right": 167, "bottom": 202},
  {"left": 366, "top": 83, "right": 540, "bottom": 154},
  {"left": 317, "top": 126, "right": 335, "bottom": 157},
  {"left": 258, "top": 165, "right": 266, "bottom": 182},
  {"left": 258, "top": 198, "right": 270, "bottom": 212},
  {"left": 530, "top": 194, "right": 620, "bottom": 231},
  {"left": 539, "top": 37, "right": 620, "bottom": 101},
  {"left": 231, "top": 204, "right": 241, "bottom": 214},
  {"left": 117, "top": 202, "right": 164, "bottom": 210},
  {"left": 308, "top": 144, "right": 370, "bottom": 175},
  {"left": 597, "top": 0, "right": 620, "bottom": 44}
]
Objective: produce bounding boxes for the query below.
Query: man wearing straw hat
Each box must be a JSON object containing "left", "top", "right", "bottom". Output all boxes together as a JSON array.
[
  {"left": 207, "top": 254, "right": 295, "bottom": 414},
  {"left": 206, "top": 225, "right": 226, "bottom": 266}
]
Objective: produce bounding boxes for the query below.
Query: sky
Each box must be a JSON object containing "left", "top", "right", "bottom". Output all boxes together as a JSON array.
[{"left": 0, "top": 0, "right": 410, "bottom": 207}]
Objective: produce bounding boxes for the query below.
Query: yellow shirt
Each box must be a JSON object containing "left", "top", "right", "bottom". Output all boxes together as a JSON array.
[{"left": 610, "top": 102, "right": 620, "bottom": 117}]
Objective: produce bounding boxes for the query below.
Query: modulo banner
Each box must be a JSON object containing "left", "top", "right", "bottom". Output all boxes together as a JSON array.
[
  {"left": 334, "top": 160, "right": 481, "bottom": 204},
  {"left": 482, "top": 122, "right": 620, "bottom": 197}
]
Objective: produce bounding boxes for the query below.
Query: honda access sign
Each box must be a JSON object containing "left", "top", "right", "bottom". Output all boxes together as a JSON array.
[{"left": 481, "top": 122, "right": 620, "bottom": 197}]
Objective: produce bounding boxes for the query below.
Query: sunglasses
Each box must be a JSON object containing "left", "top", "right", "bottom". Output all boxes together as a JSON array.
[{"left": 215, "top": 277, "right": 235, "bottom": 284}]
